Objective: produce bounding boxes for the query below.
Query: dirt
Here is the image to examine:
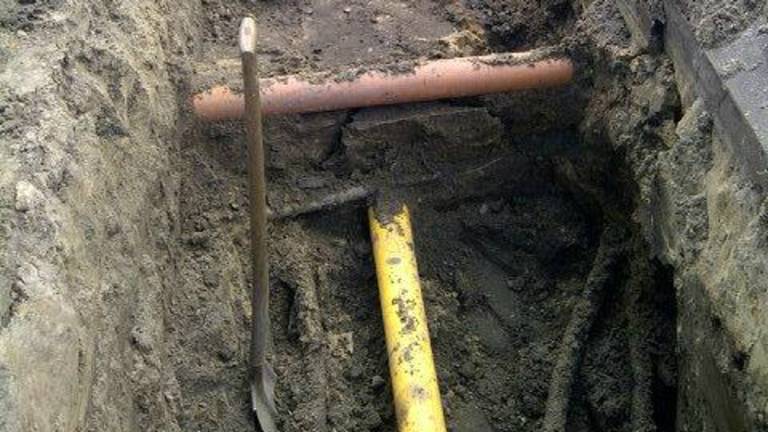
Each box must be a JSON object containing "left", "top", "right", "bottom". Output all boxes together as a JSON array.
[
  {"left": 5, "top": 0, "right": 755, "bottom": 431},
  {"left": 680, "top": 0, "right": 768, "bottom": 47},
  {"left": 169, "top": 2, "right": 681, "bottom": 431},
  {"left": 463, "top": 0, "right": 576, "bottom": 50},
  {"left": 181, "top": 124, "right": 679, "bottom": 432}
]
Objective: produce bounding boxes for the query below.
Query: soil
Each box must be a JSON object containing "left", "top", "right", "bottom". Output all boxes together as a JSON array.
[
  {"left": 173, "top": 1, "right": 679, "bottom": 431},
  {"left": 680, "top": 0, "right": 768, "bottom": 47},
  {"left": 0, "top": 0, "right": 690, "bottom": 431}
]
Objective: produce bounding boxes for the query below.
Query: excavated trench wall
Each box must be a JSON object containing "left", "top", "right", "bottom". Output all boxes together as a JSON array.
[
  {"left": 604, "top": 0, "right": 768, "bottom": 430},
  {"left": 0, "top": 1, "right": 202, "bottom": 430},
  {"left": 1, "top": 0, "right": 767, "bottom": 431}
]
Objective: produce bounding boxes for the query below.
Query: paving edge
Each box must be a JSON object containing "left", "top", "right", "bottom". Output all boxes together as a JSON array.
[
  {"left": 662, "top": 0, "right": 768, "bottom": 190},
  {"left": 619, "top": 0, "right": 768, "bottom": 190}
]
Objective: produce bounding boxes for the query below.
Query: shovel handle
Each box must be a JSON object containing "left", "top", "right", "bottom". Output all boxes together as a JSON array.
[
  {"left": 241, "top": 16, "right": 278, "bottom": 432},
  {"left": 241, "top": 15, "right": 270, "bottom": 380}
]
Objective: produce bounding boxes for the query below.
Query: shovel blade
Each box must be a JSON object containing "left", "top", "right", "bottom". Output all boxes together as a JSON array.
[{"left": 252, "top": 364, "right": 278, "bottom": 432}]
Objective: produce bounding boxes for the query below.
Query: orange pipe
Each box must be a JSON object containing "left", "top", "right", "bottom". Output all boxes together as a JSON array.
[{"left": 192, "top": 52, "right": 574, "bottom": 121}]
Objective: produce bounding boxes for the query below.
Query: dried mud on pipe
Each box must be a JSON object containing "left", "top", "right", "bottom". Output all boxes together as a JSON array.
[
  {"left": 192, "top": 51, "right": 574, "bottom": 120},
  {"left": 192, "top": 46, "right": 567, "bottom": 94}
]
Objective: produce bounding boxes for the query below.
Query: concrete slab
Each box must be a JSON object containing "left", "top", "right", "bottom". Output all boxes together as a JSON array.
[
  {"left": 708, "top": 20, "right": 768, "bottom": 175},
  {"left": 663, "top": 0, "right": 768, "bottom": 189}
]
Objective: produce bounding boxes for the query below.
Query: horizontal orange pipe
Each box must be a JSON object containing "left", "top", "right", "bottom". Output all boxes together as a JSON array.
[{"left": 193, "top": 52, "right": 574, "bottom": 121}]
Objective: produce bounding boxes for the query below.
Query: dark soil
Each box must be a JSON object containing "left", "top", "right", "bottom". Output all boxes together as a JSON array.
[
  {"left": 464, "top": 0, "right": 577, "bottom": 50},
  {"left": 168, "top": 2, "right": 681, "bottom": 431}
]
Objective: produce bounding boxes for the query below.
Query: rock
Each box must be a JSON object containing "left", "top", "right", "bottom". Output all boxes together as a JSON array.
[
  {"left": 216, "top": 345, "right": 235, "bottom": 363},
  {"left": 345, "top": 364, "right": 364, "bottom": 380},
  {"left": 370, "top": 375, "right": 386, "bottom": 390},
  {"left": 329, "top": 332, "right": 354, "bottom": 357},
  {"left": 296, "top": 175, "right": 330, "bottom": 190},
  {"left": 105, "top": 221, "right": 121, "bottom": 238},
  {"left": 459, "top": 361, "right": 477, "bottom": 379},
  {"left": 184, "top": 232, "right": 210, "bottom": 249},
  {"left": 0, "top": 297, "right": 89, "bottom": 430},
  {"left": 453, "top": 403, "right": 493, "bottom": 432},
  {"left": 202, "top": 269, "right": 219, "bottom": 288},
  {"left": 14, "top": 180, "right": 43, "bottom": 212},
  {"left": 130, "top": 326, "right": 154, "bottom": 354}
]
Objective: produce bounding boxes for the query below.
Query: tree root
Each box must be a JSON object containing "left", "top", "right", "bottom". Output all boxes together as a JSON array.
[
  {"left": 269, "top": 186, "right": 373, "bottom": 220},
  {"left": 542, "top": 224, "right": 627, "bottom": 432},
  {"left": 284, "top": 262, "right": 329, "bottom": 430},
  {"left": 268, "top": 157, "right": 505, "bottom": 220},
  {"left": 625, "top": 254, "right": 657, "bottom": 432}
]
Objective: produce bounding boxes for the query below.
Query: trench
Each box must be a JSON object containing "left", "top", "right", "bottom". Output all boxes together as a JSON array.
[
  {"left": 9, "top": 0, "right": 768, "bottom": 430},
  {"left": 177, "top": 117, "right": 679, "bottom": 432},
  {"left": 164, "top": 3, "right": 682, "bottom": 432}
]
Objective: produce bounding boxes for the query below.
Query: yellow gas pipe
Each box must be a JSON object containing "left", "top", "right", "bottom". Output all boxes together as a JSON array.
[{"left": 369, "top": 204, "right": 447, "bottom": 432}]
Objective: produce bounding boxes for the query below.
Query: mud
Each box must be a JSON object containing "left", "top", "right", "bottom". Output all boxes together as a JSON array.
[{"left": 2, "top": 0, "right": 764, "bottom": 431}]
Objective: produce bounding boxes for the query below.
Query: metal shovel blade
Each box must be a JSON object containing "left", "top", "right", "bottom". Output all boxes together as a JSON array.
[{"left": 251, "top": 364, "right": 278, "bottom": 432}]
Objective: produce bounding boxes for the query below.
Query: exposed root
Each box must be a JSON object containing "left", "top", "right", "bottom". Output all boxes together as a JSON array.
[
  {"left": 542, "top": 224, "right": 627, "bottom": 432},
  {"left": 269, "top": 157, "right": 505, "bottom": 220},
  {"left": 625, "top": 253, "right": 657, "bottom": 432},
  {"left": 270, "top": 186, "right": 373, "bottom": 220},
  {"left": 284, "top": 263, "right": 329, "bottom": 429}
]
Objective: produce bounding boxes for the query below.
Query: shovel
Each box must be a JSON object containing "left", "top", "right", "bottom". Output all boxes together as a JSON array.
[{"left": 240, "top": 16, "right": 278, "bottom": 432}]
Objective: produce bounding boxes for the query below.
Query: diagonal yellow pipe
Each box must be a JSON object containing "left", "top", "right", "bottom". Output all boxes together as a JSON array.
[{"left": 369, "top": 204, "right": 447, "bottom": 432}]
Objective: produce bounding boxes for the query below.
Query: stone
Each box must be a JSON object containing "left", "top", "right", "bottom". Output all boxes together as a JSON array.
[
  {"left": 0, "top": 297, "right": 89, "bottom": 432},
  {"left": 329, "top": 332, "right": 354, "bottom": 357},
  {"left": 370, "top": 375, "right": 386, "bottom": 390},
  {"left": 453, "top": 403, "right": 493, "bottom": 432},
  {"left": 14, "top": 180, "right": 43, "bottom": 212}
]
